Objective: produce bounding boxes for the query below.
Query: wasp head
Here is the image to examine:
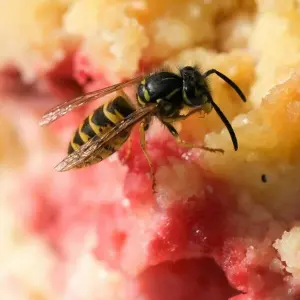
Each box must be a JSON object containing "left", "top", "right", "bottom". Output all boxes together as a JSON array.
[{"left": 180, "top": 66, "right": 211, "bottom": 110}]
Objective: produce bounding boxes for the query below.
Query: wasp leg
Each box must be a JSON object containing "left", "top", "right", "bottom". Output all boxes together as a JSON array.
[
  {"left": 162, "top": 121, "right": 224, "bottom": 154},
  {"left": 122, "top": 136, "right": 132, "bottom": 162},
  {"left": 163, "top": 107, "right": 205, "bottom": 123},
  {"left": 139, "top": 118, "right": 156, "bottom": 193},
  {"left": 175, "top": 109, "right": 204, "bottom": 121},
  {"left": 203, "top": 69, "right": 246, "bottom": 103}
]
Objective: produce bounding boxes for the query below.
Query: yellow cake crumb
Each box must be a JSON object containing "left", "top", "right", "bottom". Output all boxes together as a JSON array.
[
  {"left": 274, "top": 227, "right": 300, "bottom": 278},
  {"left": 203, "top": 72, "right": 300, "bottom": 219},
  {"left": 3, "top": 0, "right": 300, "bottom": 298},
  {"left": 0, "top": 0, "right": 252, "bottom": 82},
  {"left": 0, "top": 1, "right": 75, "bottom": 82},
  {"left": 248, "top": 5, "right": 300, "bottom": 106}
]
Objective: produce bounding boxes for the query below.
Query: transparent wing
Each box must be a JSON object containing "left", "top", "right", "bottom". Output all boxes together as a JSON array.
[
  {"left": 39, "top": 75, "right": 144, "bottom": 126},
  {"left": 55, "top": 104, "right": 157, "bottom": 172}
]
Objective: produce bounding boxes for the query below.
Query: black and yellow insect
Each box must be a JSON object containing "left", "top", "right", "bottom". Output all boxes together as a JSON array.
[
  {"left": 39, "top": 66, "right": 246, "bottom": 191},
  {"left": 67, "top": 92, "right": 136, "bottom": 168}
]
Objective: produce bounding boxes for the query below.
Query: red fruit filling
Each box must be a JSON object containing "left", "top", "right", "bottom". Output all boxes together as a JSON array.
[
  {"left": 6, "top": 54, "right": 295, "bottom": 300},
  {"left": 133, "top": 258, "right": 239, "bottom": 300}
]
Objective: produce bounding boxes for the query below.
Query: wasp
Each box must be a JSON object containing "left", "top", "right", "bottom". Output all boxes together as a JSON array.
[{"left": 39, "top": 66, "right": 246, "bottom": 191}]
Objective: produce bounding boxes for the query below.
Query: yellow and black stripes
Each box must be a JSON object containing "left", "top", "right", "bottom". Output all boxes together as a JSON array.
[
  {"left": 68, "top": 95, "right": 136, "bottom": 156},
  {"left": 137, "top": 79, "right": 150, "bottom": 106},
  {"left": 106, "top": 95, "right": 136, "bottom": 119}
]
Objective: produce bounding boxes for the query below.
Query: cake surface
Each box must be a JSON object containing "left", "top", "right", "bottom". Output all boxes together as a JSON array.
[{"left": 1, "top": 1, "right": 300, "bottom": 300}]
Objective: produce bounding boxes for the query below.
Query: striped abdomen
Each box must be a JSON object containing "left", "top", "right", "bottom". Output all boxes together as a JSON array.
[{"left": 68, "top": 94, "right": 136, "bottom": 168}]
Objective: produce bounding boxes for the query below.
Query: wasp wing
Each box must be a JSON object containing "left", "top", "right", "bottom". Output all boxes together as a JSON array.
[
  {"left": 55, "top": 104, "right": 158, "bottom": 172},
  {"left": 39, "top": 75, "right": 144, "bottom": 126}
]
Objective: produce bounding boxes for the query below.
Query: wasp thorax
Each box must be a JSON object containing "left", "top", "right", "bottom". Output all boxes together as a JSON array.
[{"left": 180, "top": 66, "right": 209, "bottom": 107}]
